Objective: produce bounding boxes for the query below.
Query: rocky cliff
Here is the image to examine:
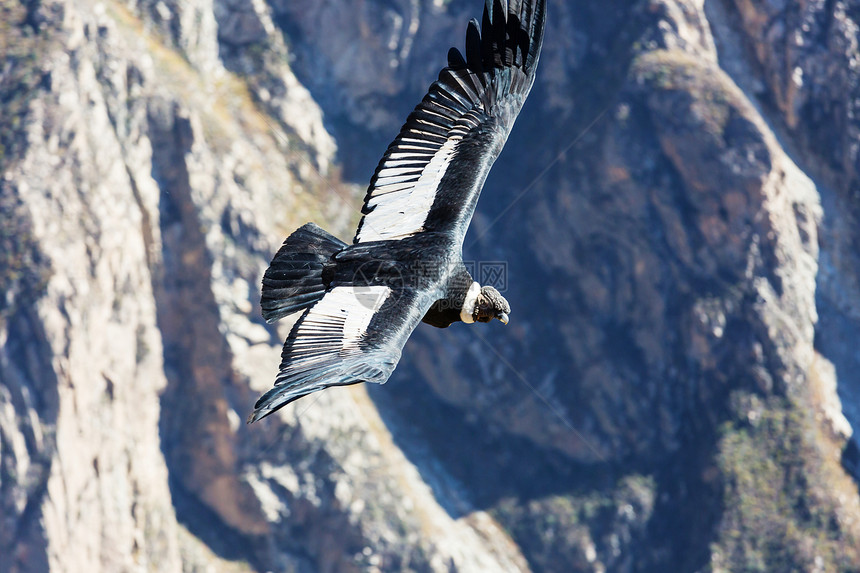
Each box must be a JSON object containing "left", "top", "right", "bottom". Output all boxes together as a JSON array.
[{"left": 2, "top": 0, "right": 860, "bottom": 571}]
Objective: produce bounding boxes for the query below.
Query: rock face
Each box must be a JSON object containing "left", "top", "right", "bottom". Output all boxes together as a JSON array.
[{"left": 1, "top": 0, "right": 860, "bottom": 571}]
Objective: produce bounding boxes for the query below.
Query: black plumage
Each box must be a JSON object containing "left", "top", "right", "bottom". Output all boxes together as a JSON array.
[{"left": 248, "top": 0, "right": 546, "bottom": 423}]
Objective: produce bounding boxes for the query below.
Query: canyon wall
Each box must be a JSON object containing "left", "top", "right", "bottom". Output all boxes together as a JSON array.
[{"left": 2, "top": 0, "right": 860, "bottom": 570}]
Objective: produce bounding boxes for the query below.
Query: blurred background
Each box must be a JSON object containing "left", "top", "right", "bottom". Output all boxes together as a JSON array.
[{"left": 3, "top": 0, "right": 860, "bottom": 570}]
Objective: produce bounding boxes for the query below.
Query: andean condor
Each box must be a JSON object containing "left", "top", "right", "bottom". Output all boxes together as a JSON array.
[{"left": 248, "top": 0, "right": 547, "bottom": 423}]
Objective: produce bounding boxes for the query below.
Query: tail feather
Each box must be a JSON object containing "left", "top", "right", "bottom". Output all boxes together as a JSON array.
[{"left": 261, "top": 223, "right": 346, "bottom": 323}]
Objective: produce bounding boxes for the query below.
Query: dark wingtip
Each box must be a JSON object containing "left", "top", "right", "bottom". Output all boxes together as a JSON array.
[
  {"left": 448, "top": 47, "right": 467, "bottom": 68},
  {"left": 247, "top": 398, "right": 283, "bottom": 424},
  {"left": 247, "top": 385, "right": 285, "bottom": 423},
  {"left": 526, "top": 0, "right": 547, "bottom": 72},
  {"left": 246, "top": 407, "right": 278, "bottom": 424},
  {"left": 466, "top": 18, "right": 484, "bottom": 76},
  {"left": 477, "top": 0, "right": 546, "bottom": 76}
]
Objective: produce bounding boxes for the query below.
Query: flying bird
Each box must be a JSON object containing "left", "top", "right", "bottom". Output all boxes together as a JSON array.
[{"left": 248, "top": 0, "right": 547, "bottom": 423}]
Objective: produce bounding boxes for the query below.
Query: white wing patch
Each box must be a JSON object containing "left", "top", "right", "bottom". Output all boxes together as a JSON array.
[
  {"left": 290, "top": 286, "right": 391, "bottom": 361},
  {"left": 356, "top": 136, "right": 461, "bottom": 242}
]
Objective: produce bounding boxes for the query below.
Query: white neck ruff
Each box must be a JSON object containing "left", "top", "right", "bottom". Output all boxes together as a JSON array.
[{"left": 460, "top": 282, "right": 482, "bottom": 324}]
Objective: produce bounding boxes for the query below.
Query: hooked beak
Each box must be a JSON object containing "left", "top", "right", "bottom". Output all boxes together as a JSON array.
[{"left": 497, "top": 312, "right": 509, "bottom": 325}]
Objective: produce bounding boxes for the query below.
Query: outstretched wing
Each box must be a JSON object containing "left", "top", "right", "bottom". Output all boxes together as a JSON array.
[
  {"left": 354, "top": 0, "right": 547, "bottom": 245},
  {"left": 248, "top": 285, "right": 430, "bottom": 422}
]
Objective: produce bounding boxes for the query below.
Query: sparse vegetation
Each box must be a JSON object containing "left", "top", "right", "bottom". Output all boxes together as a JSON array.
[
  {"left": 632, "top": 50, "right": 741, "bottom": 139},
  {"left": 176, "top": 522, "right": 256, "bottom": 573},
  {"left": 0, "top": 0, "right": 45, "bottom": 167},
  {"left": 0, "top": 0, "right": 53, "bottom": 318},
  {"left": 0, "top": 193, "right": 50, "bottom": 319},
  {"left": 492, "top": 475, "right": 656, "bottom": 572},
  {"left": 711, "top": 391, "right": 860, "bottom": 571}
]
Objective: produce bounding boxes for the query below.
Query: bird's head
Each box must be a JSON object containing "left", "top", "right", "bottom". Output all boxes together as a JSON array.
[{"left": 473, "top": 285, "right": 510, "bottom": 325}]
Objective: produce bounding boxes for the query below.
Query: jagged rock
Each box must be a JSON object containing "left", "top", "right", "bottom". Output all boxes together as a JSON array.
[
  {"left": 2, "top": 0, "right": 860, "bottom": 570},
  {"left": 722, "top": 0, "right": 860, "bottom": 460}
]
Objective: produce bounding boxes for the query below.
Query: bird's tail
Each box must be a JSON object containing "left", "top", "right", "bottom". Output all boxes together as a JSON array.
[{"left": 260, "top": 223, "right": 346, "bottom": 323}]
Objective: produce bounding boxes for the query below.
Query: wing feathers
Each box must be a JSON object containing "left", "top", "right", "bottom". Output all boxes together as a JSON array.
[
  {"left": 466, "top": 19, "right": 484, "bottom": 77},
  {"left": 448, "top": 46, "right": 467, "bottom": 68},
  {"left": 249, "top": 286, "right": 426, "bottom": 423},
  {"left": 481, "top": 7, "right": 494, "bottom": 68},
  {"left": 445, "top": 69, "right": 482, "bottom": 102},
  {"left": 491, "top": 0, "right": 507, "bottom": 68},
  {"left": 354, "top": 0, "right": 546, "bottom": 245},
  {"left": 412, "top": 107, "right": 456, "bottom": 126},
  {"left": 526, "top": 0, "right": 546, "bottom": 70}
]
